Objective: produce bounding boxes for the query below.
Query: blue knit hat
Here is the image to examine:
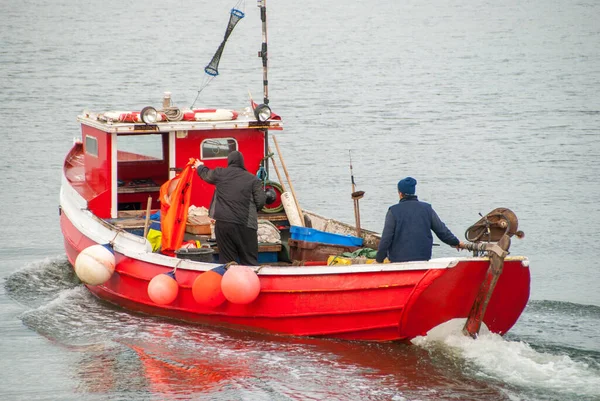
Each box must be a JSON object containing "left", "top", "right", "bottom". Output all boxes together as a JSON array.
[{"left": 397, "top": 177, "right": 417, "bottom": 195}]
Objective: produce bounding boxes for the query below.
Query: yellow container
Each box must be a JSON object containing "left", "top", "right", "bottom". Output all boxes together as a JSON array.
[
  {"left": 327, "top": 256, "right": 352, "bottom": 266},
  {"left": 327, "top": 256, "right": 387, "bottom": 265}
]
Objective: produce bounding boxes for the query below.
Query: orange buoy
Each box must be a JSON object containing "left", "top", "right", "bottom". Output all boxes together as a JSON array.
[
  {"left": 147, "top": 271, "right": 179, "bottom": 305},
  {"left": 221, "top": 265, "right": 261, "bottom": 305},
  {"left": 192, "top": 266, "right": 227, "bottom": 307}
]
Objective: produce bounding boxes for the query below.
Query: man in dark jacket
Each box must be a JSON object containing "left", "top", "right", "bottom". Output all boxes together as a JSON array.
[
  {"left": 375, "top": 177, "right": 464, "bottom": 263},
  {"left": 194, "top": 151, "right": 266, "bottom": 265}
]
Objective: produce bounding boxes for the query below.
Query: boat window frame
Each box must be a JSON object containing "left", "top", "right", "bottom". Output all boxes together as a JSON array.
[
  {"left": 85, "top": 135, "right": 98, "bottom": 157},
  {"left": 116, "top": 132, "right": 165, "bottom": 163},
  {"left": 200, "top": 137, "right": 238, "bottom": 160}
]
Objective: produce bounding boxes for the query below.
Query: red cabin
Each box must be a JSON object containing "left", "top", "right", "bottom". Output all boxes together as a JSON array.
[{"left": 69, "top": 105, "right": 282, "bottom": 219}]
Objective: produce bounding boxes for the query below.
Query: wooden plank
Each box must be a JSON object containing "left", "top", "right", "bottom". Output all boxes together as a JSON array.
[
  {"left": 258, "top": 211, "right": 289, "bottom": 222},
  {"left": 258, "top": 243, "right": 283, "bottom": 252},
  {"left": 111, "top": 218, "right": 146, "bottom": 229},
  {"left": 118, "top": 209, "right": 159, "bottom": 218}
]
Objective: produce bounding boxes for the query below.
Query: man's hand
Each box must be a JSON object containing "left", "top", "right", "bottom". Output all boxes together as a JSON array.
[
  {"left": 192, "top": 159, "right": 204, "bottom": 169},
  {"left": 455, "top": 241, "right": 465, "bottom": 251}
]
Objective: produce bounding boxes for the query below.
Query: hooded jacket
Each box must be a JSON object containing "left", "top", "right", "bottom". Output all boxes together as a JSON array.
[
  {"left": 197, "top": 151, "right": 266, "bottom": 230},
  {"left": 375, "top": 196, "right": 460, "bottom": 263}
]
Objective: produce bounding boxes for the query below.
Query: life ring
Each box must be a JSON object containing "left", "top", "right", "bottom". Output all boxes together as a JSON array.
[
  {"left": 182, "top": 109, "right": 239, "bottom": 122},
  {"left": 101, "top": 111, "right": 168, "bottom": 123}
]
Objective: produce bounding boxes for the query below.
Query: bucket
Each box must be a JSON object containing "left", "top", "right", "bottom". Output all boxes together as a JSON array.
[{"left": 175, "top": 247, "right": 215, "bottom": 263}]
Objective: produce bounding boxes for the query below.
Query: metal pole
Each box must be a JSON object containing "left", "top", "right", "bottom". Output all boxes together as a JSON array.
[
  {"left": 268, "top": 146, "right": 287, "bottom": 192},
  {"left": 143, "top": 196, "right": 152, "bottom": 238},
  {"left": 258, "top": 0, "right": 269, "bottom": 105}
]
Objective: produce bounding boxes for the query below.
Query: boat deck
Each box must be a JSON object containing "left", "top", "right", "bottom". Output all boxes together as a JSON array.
[{"left": 108, "top": 210, "right": 285, "bottom": 263}]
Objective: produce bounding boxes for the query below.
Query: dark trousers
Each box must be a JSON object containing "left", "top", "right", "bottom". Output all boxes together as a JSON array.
[{"left": 214, "top": 220, "right": 259, "bottom": 266}]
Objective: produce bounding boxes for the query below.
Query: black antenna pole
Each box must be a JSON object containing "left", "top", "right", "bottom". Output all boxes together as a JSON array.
[{"left": 257, "top": 0, "right": 269, "bottom": 105}]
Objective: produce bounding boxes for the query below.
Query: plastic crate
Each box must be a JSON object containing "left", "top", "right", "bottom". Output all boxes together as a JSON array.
[
  {"left": 258, "top": 252, "right": 278, "bottom": 263},
  {"left": 288, "top": 239, "right": 361, "bottom": 262},
  {"left": 289, "top": 226, "right": 363, "bottom": 247}
]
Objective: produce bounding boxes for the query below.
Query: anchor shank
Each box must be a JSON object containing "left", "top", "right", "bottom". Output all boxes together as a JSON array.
[{"left": 462, "top": 234, "right": 511, "bottom": 338}]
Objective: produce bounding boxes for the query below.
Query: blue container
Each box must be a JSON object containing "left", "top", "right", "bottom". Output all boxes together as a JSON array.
[
  {"left": 258, "top": 252, "right": 278, "bottom": 263},
  {"left": 211, "top": 251, "right": 279, "bottom": 263},
  {"left": 289, "top": 226, "right": 363, "bottom": 247}
]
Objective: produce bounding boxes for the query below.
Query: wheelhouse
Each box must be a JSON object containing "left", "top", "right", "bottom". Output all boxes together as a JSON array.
[{"left": 66, "top": 106, "right": 282, "bottom": 218}]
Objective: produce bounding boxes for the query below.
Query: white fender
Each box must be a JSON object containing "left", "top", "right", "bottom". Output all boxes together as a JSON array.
[
  {"left": 74, "top": 244, "right": 116, "bottom": 286},
  {"left": 281, "top": 192, "right": 302, "bottom": 227}
]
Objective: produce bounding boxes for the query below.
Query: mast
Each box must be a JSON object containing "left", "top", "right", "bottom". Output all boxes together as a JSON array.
[
  {"left": 258, "top": 0, "right": 269, "bottom": 105},
  {"left": 257, "top": 0, "right": 270, "bottom": 173}
]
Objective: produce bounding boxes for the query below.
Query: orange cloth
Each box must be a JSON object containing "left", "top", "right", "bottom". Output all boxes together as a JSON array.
[{"left": 159, "top": 162, "right": 195, "bottom": 256}]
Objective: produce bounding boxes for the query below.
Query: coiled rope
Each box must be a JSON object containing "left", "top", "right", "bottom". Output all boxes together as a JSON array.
[{"left": 162, "top": 107, "right": 184, "bottom": 122}]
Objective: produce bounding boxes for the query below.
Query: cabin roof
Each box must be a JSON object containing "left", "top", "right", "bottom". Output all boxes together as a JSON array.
[{"left": 77, "top": 107, "right": 283, "bottom": 134}]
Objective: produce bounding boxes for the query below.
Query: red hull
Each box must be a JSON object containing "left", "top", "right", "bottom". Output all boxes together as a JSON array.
[{"left": 60, "top": 211, "right": 530, "bottom": 342}]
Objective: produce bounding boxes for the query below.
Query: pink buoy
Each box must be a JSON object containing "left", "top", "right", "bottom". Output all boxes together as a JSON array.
[
  {"left": 147, "top": 271, "right": 179, "bottom": 305},
  {"left": 221, "top": 265, "right": 261, "bottom": 305},
  {"left": 192, "top": 266, "right": 226, "bottom": 307}
]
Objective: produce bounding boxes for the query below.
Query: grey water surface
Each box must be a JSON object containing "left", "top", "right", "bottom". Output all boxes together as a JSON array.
[{"left": 1, "top": 0, "right": 599, "bottom": 400}]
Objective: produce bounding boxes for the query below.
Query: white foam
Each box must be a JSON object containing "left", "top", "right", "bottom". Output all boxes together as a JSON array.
[{"left": 412, "top": 319, "right": 600, "bottom": 398}]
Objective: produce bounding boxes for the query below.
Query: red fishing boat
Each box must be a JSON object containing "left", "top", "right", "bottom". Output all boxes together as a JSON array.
[{"left": 59, "top": 2, "right": 530, "bottom": 342}]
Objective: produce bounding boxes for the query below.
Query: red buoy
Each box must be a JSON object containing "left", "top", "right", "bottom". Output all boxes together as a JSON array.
[
  {"left": 148, "top": 271, "right": 179, "bottom": 305},
  {"left": 192, "top": 266, "right": 226, "bottom": 307},
  {"left": 221, "top": 265, "right": 261, "bottom": 305}
]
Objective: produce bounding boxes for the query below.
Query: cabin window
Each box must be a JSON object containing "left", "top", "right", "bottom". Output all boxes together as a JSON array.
[
  {"left": 117, "top": 134, "right": 163, "bottom": 162},
  {"left": 85, "top": 136, "right": 98, "bottom": 157},
  {"left": 201, "top": 138, "right": 238, "bottom": 159}
]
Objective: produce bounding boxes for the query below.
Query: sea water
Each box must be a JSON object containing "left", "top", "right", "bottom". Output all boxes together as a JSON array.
[{"left": 1, "top": 0, "right": 599, "bottom": 400}]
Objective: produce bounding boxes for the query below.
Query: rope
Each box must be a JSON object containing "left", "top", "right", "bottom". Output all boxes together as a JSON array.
[
  {"left": 162, "top": 107, "right": 184, "bottom": 121},
  {"left": 262, "top": 181, "right": 284, "bottom": 214},
  {"left": 173, "top": 259, "right": 183, "bottom": 274},
  {"left": 190, "top": 75, "right": 214, "bottom": 109},
  {"left": 108, "top": 229, "right": 124, "bottom": 247},
  {"left": 256, "top": 165, "right": 268, "bottom": 184}
]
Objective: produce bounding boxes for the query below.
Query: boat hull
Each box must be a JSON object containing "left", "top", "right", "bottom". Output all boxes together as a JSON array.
[{"left": 60, "top": 208, "right": 530, "bottom": 342}]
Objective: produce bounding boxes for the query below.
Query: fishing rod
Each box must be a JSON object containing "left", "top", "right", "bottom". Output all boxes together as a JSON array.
[{"left": 349, "top": 150, "right": 365, "bottom": 237}]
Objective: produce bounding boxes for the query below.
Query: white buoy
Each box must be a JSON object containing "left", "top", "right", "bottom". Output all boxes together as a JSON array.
[
  {"left": 281, "top": 191, "right": 302, "bottom": 227},
  {"left": 74, "top": 244, "right": 116, "bottom": 286}
]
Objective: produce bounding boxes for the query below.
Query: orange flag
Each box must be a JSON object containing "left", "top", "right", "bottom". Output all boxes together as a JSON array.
[{"left": 159, "top": 162, "right": 195, "bottom": 256}]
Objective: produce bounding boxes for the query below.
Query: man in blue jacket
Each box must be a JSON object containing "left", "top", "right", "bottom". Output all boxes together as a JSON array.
[{"left": 375, "top": 177, "right": 464, "bottom": 263}]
